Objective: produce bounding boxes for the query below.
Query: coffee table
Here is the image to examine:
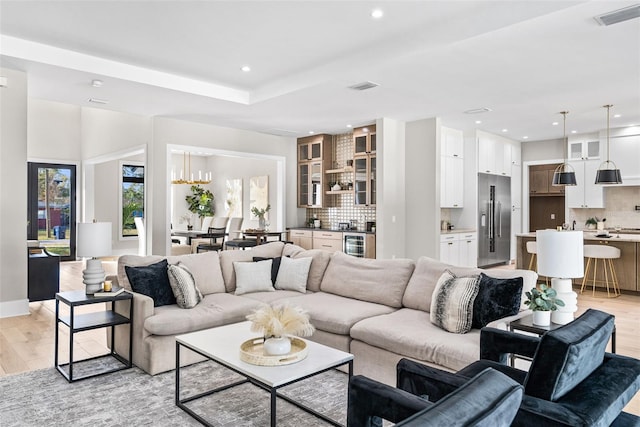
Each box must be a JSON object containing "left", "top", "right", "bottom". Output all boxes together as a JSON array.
[{"left": 175, "top": 321, "right": 354, "bottom": 427}]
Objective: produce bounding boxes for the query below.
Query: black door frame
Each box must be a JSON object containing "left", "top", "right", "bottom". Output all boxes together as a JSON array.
[{"left": 27, "top": 162, "right": 77, "bottom": 261}]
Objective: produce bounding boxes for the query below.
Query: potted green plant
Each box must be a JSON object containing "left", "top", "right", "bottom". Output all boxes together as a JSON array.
[
  {"left": 524, "top": 284, "right": 565, "bottom": 326},
  {"left": 585, "top": 217, "right": 606, "bottom": 230},
  {"left": 185, "top": 185, "right": 214, "bottom": 227},
  {"left": 251, "top": 204, "right": 271, "bottom": 229}
]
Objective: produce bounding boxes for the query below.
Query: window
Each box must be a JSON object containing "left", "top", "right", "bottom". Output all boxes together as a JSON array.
[{"left": 121, "top": 163, "right": 145, "bottom": 238}]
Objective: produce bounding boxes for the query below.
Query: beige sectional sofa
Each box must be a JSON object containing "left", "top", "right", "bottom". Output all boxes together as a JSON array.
[{"left": 109, "top": 241, "right": 537, "bottom": 385}]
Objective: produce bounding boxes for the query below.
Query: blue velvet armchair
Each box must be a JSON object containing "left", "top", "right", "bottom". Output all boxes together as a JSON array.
[
  {"left": 396, "top": 309, "right": 640, "bottom": 427},
  {"left": 347, "top": 367, "right": 523, "bottom": 427}
]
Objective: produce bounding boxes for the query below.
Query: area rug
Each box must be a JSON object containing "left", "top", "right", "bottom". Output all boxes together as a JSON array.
[{"left": 0, "top": 360, "right": 348, "bottom": 426}]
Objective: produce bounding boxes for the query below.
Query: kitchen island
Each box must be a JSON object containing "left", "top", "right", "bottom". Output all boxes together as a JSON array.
[{"left": 516, "top": 232, "right": 640, "bottom": 292}]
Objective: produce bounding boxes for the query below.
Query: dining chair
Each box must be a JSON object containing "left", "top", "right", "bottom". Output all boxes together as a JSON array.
[{"left": 196, "top": 227, "right": 227, "bottom": 253}]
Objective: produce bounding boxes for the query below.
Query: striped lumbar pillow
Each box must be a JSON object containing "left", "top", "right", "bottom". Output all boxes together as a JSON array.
[
  {"left": 167, "top": 262, "right": 203, "bottom": 309},
  {"left": 430, "top": 270, "right": 480, "bottom": 334}
]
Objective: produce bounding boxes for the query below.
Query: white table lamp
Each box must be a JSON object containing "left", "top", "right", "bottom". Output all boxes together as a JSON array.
[
  {"left": 536, "top": 229, "right": 584, "bottom": 324},
  {"left": 77, "top": 222, "right": 112, "bottom": 294}
]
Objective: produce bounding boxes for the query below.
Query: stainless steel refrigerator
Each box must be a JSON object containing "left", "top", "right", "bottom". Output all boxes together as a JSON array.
[{"left": 478, "top": 173, "right": 511, "bottom": 268}]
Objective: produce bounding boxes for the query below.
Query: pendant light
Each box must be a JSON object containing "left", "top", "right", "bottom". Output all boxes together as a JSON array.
[
  {"left": 595, "top": 104, "right": 623, "bottom": 184},
  {"left": 552, "top": 111, "right": 577, "bottom": 186},
  {"left": 171, "top": 152, "right": 212, "bottom": 185}
]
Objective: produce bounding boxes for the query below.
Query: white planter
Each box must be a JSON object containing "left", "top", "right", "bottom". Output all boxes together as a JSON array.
[
  {"left": 532, "top": 311, "right": 551, "bottom": 326},
  {"left": 597, "top": 221, "right": 605, "bottom": 231},
  {"left": 263, "top": 337, "right": 291, "bottom": 356}
]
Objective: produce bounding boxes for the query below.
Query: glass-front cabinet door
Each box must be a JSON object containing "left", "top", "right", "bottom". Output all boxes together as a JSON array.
[
  {"left": 310, "top": 162, "right": 322, "bottom": 207},
  {"left": 298, "top": 163, "right": 309, "bottom": 206},
  {"left": 370, "top": 155, "right": 377, "bottom": 205},
  {"left": 298, "top": 139, "right": 323, "bottom": 161}
]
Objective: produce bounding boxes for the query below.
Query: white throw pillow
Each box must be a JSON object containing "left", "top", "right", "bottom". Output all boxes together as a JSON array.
[
  {"left": 234, "top": 260, "right": 275, "bottom": 295},
  {"left": 274, "top": 256, "right": 312, "bottom": 293},
  {"left": 430, "top": 270, "right": 480, "bottom": 334}
]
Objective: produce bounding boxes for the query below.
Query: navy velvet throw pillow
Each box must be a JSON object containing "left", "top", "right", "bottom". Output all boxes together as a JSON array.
[
  {"left": 252, "top": 256, "right": 283, "bottom": 285},
  {"left": 125, "top": 259, "right": 176, "bottom": 307},
  {"left": 472, "top": 273, "right": 523, "bottom": 329}
]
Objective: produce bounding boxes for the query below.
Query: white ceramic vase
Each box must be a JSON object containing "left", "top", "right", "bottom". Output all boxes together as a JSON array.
[
  {"left": 263, "top": 337, "right": 291, "bottom": 356},
  {"left": 532, "top": 310, "right": 551, "bottom": 326}
]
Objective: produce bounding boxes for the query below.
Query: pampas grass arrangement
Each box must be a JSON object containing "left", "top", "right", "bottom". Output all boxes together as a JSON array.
[{"left": 247, "top": 303, "right": 315, "bottom": 338}]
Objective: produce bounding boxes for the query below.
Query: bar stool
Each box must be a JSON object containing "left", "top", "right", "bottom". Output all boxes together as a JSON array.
[
  {"left": 526, "top": 241, "right": 548, "bottom": 285},
  {"left": 580, "top": 245, "right": 621, "bottom": 298}
]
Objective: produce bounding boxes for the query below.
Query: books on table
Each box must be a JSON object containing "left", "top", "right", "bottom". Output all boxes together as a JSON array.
[{"left": 93, "top": 287, "right": 125, "bottom": 297}]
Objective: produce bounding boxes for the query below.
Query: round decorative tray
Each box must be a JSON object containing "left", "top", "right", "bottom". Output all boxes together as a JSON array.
[{"left": 239, "top": 337, "right": 308, "bottom": 366}]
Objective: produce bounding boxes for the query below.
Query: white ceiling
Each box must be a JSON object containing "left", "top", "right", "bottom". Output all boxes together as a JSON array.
[{"left": 1, "top": 0, "right": 639, "bottom": 141}]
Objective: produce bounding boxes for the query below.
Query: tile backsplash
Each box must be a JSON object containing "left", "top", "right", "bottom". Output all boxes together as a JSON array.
[
  {"left": 569, "top": 186, "right": 640, "bottom": 229},
  {"left": 305, "top": 132, "right": 376, "bottom": 231}
]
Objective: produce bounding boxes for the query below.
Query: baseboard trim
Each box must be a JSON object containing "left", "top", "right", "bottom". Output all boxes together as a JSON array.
[{"left": 0, "top": 299, "right": 29, "bottom": 318}]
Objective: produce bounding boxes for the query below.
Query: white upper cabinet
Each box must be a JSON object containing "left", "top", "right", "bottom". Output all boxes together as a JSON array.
[
  {"left": 477, "top": 132, "right": 514, "bottom": 177},
  {"left": 478, "top": 135, "right": 496, "bottom": 174},
  {"left": 440, "top": 127, "right": 464, "bottom": 208},
  {"left": 569, "top": 136, "right": 600, "bottom": 160}
]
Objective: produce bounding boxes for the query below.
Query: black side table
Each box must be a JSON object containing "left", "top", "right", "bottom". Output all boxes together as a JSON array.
[
  {"left": 55, "top": 290, "right": 133, "bottom": 382},
  {"left": 509, "top": 314, "right": 616, "bottom": 366}
]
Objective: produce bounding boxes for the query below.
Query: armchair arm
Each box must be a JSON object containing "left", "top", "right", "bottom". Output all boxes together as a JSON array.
[
  {"left": 111, "top": 290, "right": 155, "bottom": 371},
  {"left": 480, "top": 327, "right": 540, "bottom": 364},
  {"left": 347, "top": 375, "right": 431, "bottom": 427},
  {"left": 396, "top": 359, "right": 469, "bottom": 402}
]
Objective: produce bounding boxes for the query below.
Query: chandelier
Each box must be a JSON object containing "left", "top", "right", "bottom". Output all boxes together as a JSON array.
[{"left": 171, "top": 152, "right": 211, "bottom": 185}]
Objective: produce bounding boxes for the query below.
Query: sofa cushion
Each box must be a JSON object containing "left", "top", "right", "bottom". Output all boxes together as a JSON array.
[
  {"left": 350, "top": 308, "right": 482, "bottom": 371},
  {"left": 167, "top": 262, "right": 203, "bottom": 309},
  {"left": 234, "top": 260, "right": 275, "bottom": 295},
  {"left": 239, "top": 290, "right": 311, "bottom": 304},
  {"left": 320, "top": 252, "right": 414, "bottom": 308},
  {"left": 280, "top": 292, "right": 396, "bottom": 335},
  {"left": 126, "top": 259, "right": 176, "bottom": 307},
  {"left": 402, "top": 257, "right": 479, "bottom": 312},
  {"left": 219, "top": 242, "right": 285, "bottom": 292},
  {"left": 117, "top": 251, "right": 225, "bottom": 295},
  {"left": 275, "top": 256, "right": 312, "bottom": 293},
  {"left": 430, "top": 270, "right": 480, "bottom": 334},
  {"left": 282, "top": 244, "right": 332, "bottom": 292},
  {"left": 143, "top": 293, "right": 261, "bottom": 336},
  {"left": 472, "top": 273, "right": 523, "bottom": 329}
]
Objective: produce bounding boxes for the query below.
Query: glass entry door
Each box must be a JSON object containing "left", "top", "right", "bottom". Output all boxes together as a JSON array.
[{"left": 27, "top": 162, "right": 77, "bottom": 261}]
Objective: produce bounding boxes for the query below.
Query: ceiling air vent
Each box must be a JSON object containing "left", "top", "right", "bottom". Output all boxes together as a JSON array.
[
  {"left": 348, "top": 81, "right": 379, "bottom": 91},
  {"left": 464, "top": 107, "right": 492, "bottom": 114},
  {"left": 595, "top": 4, "right": 640, "bottom": 26}
]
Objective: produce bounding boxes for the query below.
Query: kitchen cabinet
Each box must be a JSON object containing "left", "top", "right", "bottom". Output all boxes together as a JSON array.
[
  {"left": 312, "top": 230, "right": 343, "bottom": 252},
  {"left": 529, "top": 165, "right": 564, "bottom": 195},
  {"left": 440, "top": 232, "right": 477, "bottom": 268},
  {"left": 353, "top": 125, "right": 376, "bottom": 156},
  {"left": 478, "top": 133, "right": 511, "bottom": 176},
  {"left": 288, "top": 229, "right": 313, "bottom": 250},
  {"left": 297, "top": 134, "right": 332, "bottom": 208},
  {"left": 440, "top": 127, "right": 464, "bottom": 208},
  {"left": 566, "top": 159, "right": 604, "bottom": 208},
  {"left": 353, "top": 125, "right": 377, "bottom": 207},
  {"left": 569, "top": 138, "right": 600, "bottom": 160}
]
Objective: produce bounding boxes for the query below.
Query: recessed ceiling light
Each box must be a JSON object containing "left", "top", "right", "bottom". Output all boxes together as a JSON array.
[
  {"left": 523, "top": 136, "right": 529, "bottom": 140},
  {"left": 91, "top": 79, "right": 103, "bottom": 88},
  {"left": 571, "top": 130, "right": 577, "bottom": 134},
  {"left": 614, "top": 114, "right": 621, "bottom": 118},
  {"left": 502, "top": 129, "right": 508, "bottom": 133},
  {"left": 88, "top": 98, "right": 108, "bottom": 104},
  {"left": 346, "top": 124, "right": 352, "bottom": 128},
  {"left": 309, "top": 131, "right": 315, "bottom": 134},
  {"left": 241, "top": 65, "right": 251, "bottom": 72},
  {"left": 552, "top": 122, "right": 559, "bottom": 126},
  {"left": 475, "top": 120, "right": 482, "bottom": 124},
  {"left": 371, "top": 9, "right": 383, "bottom": 19}
]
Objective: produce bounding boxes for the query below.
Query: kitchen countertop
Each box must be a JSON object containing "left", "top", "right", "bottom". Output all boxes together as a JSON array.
[
  {"left": 440, "top": 228, "right": 477, "bottom": 234},
  {"left": 516, "top": 232, "right": 640, "bottom": 243},
  {"left": 287, "top": 226, "right": 376, "bottom": 235}
]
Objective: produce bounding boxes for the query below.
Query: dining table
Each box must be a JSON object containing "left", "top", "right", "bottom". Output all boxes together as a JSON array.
[
  {"left": 171, "top": 230, "right": 207, "bottom": 245},
  {"left": 241, "top": 229, "right": 285, "bottom": 245}
]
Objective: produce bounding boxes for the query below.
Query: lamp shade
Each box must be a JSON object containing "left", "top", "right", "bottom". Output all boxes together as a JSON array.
[
  {"left": 536, "top": 229, "right": 584, "bottom": 278},
  {"left": 77, "top": 222, "right": 112, "bottom": 258}
]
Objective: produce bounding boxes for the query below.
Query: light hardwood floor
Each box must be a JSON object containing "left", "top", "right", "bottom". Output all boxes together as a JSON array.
[{"left": 1, "top": 261, "right": 638, "bottom": 416}]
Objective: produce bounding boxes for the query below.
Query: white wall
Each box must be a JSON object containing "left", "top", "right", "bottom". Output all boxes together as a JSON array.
[
  {"left": 522, "top": 138, "right": 564, "bottom": 163},
  {"left": 404, "top": 117, "right": 440, "bottom": 260},
  {"left": 0, "top": 67, "right": 29, "bottom": 317},
  {"left": 80, "top": 108, "right": 152, "bottom": 159},
  {"left": 377, "top": 117, "right": 406, "bottom": 259},
  {"left": 28, "top": 99, "right": 81, "bottom": 161}
]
